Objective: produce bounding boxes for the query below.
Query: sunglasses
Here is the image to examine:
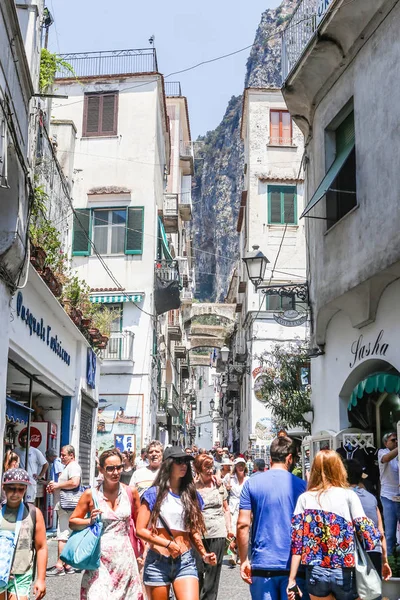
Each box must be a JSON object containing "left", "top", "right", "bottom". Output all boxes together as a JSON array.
[
  {"left": 388, "top": 438, "right": 397, "bottom": 443},
  {"left": 6, "top": 486, "right": 27, "bottom": 493},
  {"left": 173, "top": 457, "right": 189, "bottom": 465},
  {"left": 105, "top": 464, "right": 124, "bottom": 473}
]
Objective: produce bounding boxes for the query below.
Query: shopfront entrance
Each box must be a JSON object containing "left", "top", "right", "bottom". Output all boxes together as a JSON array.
[{"left": 79, "top": 396, "right": 95, "bottom": 486}]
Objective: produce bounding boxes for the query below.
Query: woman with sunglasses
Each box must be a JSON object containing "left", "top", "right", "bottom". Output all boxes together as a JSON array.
[
  {"left": 136, "top": 447, "right": 217, "bottom": 600},
  {"left": 70, "top": 448, "right": 142, "bottom": 599}
]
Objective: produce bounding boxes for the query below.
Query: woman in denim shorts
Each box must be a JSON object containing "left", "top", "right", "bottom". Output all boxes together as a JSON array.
[
  {"left": 287, "top": 450, "right": 380, "bottom": 600},
  {"left": 136, "top": 447, "right": 217, "bottom": 600}
]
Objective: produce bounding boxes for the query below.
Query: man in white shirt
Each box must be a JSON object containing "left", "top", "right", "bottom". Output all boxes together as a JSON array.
[
  {"left": 15, "top": 431, "right": 48, "bottom": 502},
  {"left": 135, "top": 448, "right": 149, "bottom": 470},
  {"left": 130, "top": 440, "right": 162, "bottom": 496},
  {"left": 46, "top": 445, "right": 82, "bottom": 576},
  {"left": 378, "top": 432, "right": 400, "bottom": 555}
]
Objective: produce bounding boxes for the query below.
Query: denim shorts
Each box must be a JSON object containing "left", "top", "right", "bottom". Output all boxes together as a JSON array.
[
  {"left": 143, "top": 548, "right": 198, "bottom": 586},
  {"left": 306, "top": 565, "right": 358, "bottom": 600}
]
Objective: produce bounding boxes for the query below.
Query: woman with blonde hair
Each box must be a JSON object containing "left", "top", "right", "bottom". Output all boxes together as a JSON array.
[{"left": 287, "top": 449, "right": 380, "bottom": 600}]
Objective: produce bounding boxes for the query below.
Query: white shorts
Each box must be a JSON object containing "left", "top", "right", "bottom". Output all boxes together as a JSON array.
[{"left": 57, "top": 508, "right": 72, "bottom": 541}]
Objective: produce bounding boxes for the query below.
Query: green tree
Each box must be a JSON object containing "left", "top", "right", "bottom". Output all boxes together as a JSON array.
[{"left": 257, "top": 342, "right": 312, "bottom": 431}]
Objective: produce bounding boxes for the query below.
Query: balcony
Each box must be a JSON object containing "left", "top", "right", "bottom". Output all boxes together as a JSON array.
[
  {"left": 100, "top": 331, "right": 134, "bottom": 361},
  {"left": 163, "top": 193, "right": 178, "bottom": 233},
  {"left": 165, "top": 82, "right": 182, "bottom": 97},
  {"left": 281, "top": 0, "right": 388, "bottom": 133},
  {"left": 168, "top": 309, "right": 182, "bottom": 341},
  {"left": 155, "top": 259, "right": 180, "bottom": 282},
  {"left": 180, "top": 290, "right": 193, "bottom": 304},
  {"left": 55, "top": 48, "right": 158, "bottom": 79},
  {"left": 174, "top": 345, "right": 187, "bottom": 359},
  {"left": 179, "top": 142, "right": 194, "bottom": 176},
  {"left": 168, "top": 384, "right": 180, "bottom": 417},
  {"left": 157, "top": 387, "right": 168, "bottom": 424},
  {"left": 179, "top": 191, "right": 192, "bottom": 221}
]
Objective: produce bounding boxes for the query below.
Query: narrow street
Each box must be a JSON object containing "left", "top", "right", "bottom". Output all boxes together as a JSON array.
[{"left": 42, "top": 540, "right": 251, "bottom": 600}]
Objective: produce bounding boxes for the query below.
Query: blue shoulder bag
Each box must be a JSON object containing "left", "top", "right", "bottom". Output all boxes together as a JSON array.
[
  {"left": 0, "top": 502, "right": 25, "bottom": 588},
  {"left": 60, "top": 489, "right": 103, "bottom": 570}
]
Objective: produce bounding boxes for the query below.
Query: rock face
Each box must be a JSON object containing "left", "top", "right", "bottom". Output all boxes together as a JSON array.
[{"left": 192, "top": 0, "right": 298, "bottom": 301}]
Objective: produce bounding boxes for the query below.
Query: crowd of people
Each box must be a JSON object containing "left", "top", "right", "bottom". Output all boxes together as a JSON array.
[{"left": 0, "top": 433, "right": 398, "bottom": 600}]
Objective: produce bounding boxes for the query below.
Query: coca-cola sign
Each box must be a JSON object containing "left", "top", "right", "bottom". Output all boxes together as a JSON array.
[{"left": 19, "top": 426, "right": 43, "bottom": 448}]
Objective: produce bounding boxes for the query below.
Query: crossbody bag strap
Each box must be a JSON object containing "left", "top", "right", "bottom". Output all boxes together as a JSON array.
[
  {"left": 0, "top": 502, "right": 25, "bottom": 541},
  {"left": 158, "top": 514, "right": 176, "bottom": 541}
]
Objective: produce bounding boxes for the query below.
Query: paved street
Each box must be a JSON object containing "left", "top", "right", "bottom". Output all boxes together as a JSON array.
[{"left": 41, "top": 539, "right": 251, "bottom": 600}]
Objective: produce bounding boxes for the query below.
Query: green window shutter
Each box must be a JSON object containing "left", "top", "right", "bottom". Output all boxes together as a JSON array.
[
  {"left": 283, "top": 188, "right": 297, "bottom": 224},
  {"left": 125, "top": 207, "right": 144, "bottom": 254},
  {"left": 72, "top": 209, "right": 91, "bottom": 255},
  {"left": 269, "top": 187, "right": 282, "bottom": 224},
  {"left": 336, "top": 112, "right": 355, "bottom": 154}
]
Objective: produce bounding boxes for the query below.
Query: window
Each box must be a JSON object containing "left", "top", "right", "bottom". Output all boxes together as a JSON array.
[
  {"left": 326, "top": 112, "right": 357, "bottom": 229},
  {"left": 270, "top": 110, "right": 292, "bottom": 146},
  {"left": 83, "top": 93, "right": 118, "bottom": 137},
  {"left": 265, "top": 293, "right": 295, "bottom": 311},
  {"left": 199, "top": 401, "right": 202, "bottom": 415},
  {"left": 93, "top": 209, "right": 126, "bottom": 254},
  {"left": 268, "top": 185, "right": 297, "bottom": 225},
  {"left": 198, "top": 426, "right": 201, "bottom": 437},
  {"left": 72, "top": 207, "right": 144, "bottom": 256}
]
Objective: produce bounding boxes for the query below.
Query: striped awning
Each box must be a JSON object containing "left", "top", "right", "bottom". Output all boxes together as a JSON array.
[{"left": 90, "top": 294, "right": 143, "bottom": 304}]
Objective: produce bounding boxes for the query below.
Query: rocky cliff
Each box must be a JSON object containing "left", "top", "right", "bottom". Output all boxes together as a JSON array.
[{"left": 192, "top": 0, "right": 297, "bottom": 301}]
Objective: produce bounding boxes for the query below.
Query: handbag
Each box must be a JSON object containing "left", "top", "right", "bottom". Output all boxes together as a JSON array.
[
  {"left": 0, "top": 502, "right": 25, "bottom": 587},
  {"left": 353, "top": 535, "right": 382, "bottom": 600},
  {"left": 125, "top": 485, "right": 144, "bottom": 558},
  {"left": 60, "top": 489, "right": 103, "bottom": 570},
  {"left": 60, "top": 485, "right": 84, "bottom": 511}
]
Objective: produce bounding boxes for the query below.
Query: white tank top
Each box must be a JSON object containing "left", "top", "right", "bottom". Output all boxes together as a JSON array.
[{"left": 157, "top": 491, "right": 186, "bottom": 532}]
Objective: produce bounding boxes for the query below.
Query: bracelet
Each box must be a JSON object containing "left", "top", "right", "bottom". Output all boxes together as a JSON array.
[{"left": 166, "top": 540, "right": 171, "bottom": 548}]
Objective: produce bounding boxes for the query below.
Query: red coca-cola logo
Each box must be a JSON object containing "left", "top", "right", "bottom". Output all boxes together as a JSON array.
[{"left": 19, "top": 427, "right": 43, "bottom": 448}]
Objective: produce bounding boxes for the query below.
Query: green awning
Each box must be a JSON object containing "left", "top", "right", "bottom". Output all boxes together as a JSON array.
[
  {"left": 90, "top": 294, "right": 143, "bottom": 304},
  {"left": 348, "top": 372, "right": 400, "bottom": 411},
  {"left": 158, "top": 217, "right": 174, "bottom": 262}
]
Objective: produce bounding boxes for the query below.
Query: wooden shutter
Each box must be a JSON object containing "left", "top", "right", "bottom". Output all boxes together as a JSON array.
[
  {"left": 336, "top": 112, "right": 355, "bottom": 153},
  {"left": 72, "top": 209, "right": 91, "bottom": 255},
  {"left": 269, "top": 188, "right": 282, "bottom": 223},
  {"left": 283, "top": 188, "right": 296, "bottom": 223},
  {"left": 101, "top": 94, "right": 118, "bottom": 135},
  {"left": 281, "top": 112, "right": 292, "bottom": 145},
  {"left": 84, "top": 95, "right": 100, "bottom": 136},
  {"left": 270, "top": 111, "right": 280, "bottom": 145},
  {"left": 125, "top": 207, "right": 144, "bottom": 254}
]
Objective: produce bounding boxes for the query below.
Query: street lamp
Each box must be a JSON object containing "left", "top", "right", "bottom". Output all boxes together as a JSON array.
[
  {"left": 209, "top": 399, "right": 215, "bottom": 412},
  {"left": 242, "top": 245, "right": 270, "bottom": 288},
  {"left": 220, "top": 345, "right": 229, "bottom": 362}
]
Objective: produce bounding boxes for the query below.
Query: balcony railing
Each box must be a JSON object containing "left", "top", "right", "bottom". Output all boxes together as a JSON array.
[
  {"left": 282, "top": 0, "right": 319, "bottom": 81},
  {"left": 155, "top": 259, "right": 180, "bottom": 282},
  {"left": 164, "top": 193, "right": 178, "bottom": 216},
  {"left": 55, "top": 48, "right": 158, "bottom": 79},
  {"left": 180, "top": 141, "right": 193, "bottom": 158},
  {"left": 159, "top": 387, "right": 168, "bottom": 412},
  {"left": 165, "top": 82, "right": 182, "bottom": 97},
  {"left": 100, "top": 331, "right": 134, "bottom": 361}
]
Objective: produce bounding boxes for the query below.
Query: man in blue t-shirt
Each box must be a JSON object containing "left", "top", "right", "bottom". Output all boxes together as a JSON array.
[{"left": 237, "top": 436, "right": 308, "bottom": 600}]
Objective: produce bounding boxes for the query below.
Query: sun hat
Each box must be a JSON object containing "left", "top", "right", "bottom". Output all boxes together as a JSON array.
[
  {"left": 163, "top": 447, "right": 194, "bottom": 461},
  {"left": 233, "top": 457, "right": 246, "bottom": 465},
  {"left": 221, "top": 457, "right": 233, "bottom": 466},
  {"left": 2, "top": 468, "right": 30, "bottom": 486}
]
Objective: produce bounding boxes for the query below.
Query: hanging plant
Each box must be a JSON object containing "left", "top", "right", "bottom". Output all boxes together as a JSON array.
[{"left": 39, "top": 49, "right": 75, "bottom": 92}]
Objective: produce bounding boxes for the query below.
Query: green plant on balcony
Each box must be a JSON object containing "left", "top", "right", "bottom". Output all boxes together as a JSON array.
[
  {"left": 39, "top": 49, "right": 74, "bottom": 92},
  {"left": 91, "top": 306, "right": 120, "bottom": 339}
]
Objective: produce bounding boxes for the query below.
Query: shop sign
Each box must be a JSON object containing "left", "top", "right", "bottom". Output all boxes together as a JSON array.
[
  {"left": 16, "top": 291, "right": 71, "bottom": 366},
  {"left": 349, "top": 329, "right": 389, "bottom": 368},
  {"left": 87, "top": 348, "right": 96, "bottom": 389},
  {"left": 317, "top": 0, "right": 333, "bottom": 25},
  {"left": 18, "top": 426, "right": 42, "bottom": 448},
  {"left": 273, "top": 310, "right": 308, "bottom": 327}
]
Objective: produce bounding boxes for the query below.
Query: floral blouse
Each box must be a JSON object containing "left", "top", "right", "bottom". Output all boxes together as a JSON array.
[{"left": 291, "top": 487, "right": 380, "bottom": 568}]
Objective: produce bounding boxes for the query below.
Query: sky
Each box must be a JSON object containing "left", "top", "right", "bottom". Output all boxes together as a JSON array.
[{"left": 47, "top": 0, "right": 280, "bottom": 138}]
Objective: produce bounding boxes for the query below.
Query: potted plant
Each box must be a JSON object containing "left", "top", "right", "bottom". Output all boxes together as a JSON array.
[
  {"left": 383, "top": 553, "right": 400, "bottom": 599},
  {"left": 91, "top": 306, "right": 119, "bottom": 344}
]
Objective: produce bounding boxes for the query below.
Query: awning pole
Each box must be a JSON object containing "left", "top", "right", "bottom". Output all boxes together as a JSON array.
[
  {"left": 375, "top": 392, "right": 388, "bottom": 447},
  {"left": 25, "top": 378, "right": 33, "bottom": 469}
]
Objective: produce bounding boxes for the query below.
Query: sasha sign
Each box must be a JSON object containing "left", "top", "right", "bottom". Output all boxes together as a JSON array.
[{"left": 16, "top": 291, "right": 71, "bottom": 366}]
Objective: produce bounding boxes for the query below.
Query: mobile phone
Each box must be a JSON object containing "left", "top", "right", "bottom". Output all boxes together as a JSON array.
[{"left": 288, "top": 585, "right": 301, "bottom": 600}]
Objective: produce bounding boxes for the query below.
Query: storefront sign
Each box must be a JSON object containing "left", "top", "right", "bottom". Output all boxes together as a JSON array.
[
  {"left": 273, "top": 310, "right": 308, "bottom": 327},
  {"left": 87, "top": 348, "right": 96, "bottom": 389},
  {"left": 18, "top": 426, "right": 43, "bottom": 448},
  {"left": 16, "top": 291, "right": 71, "bottom": 366},
  {"left": 317, "top": 0, "right": 333, "bottom": 25},
  {"left": 349, "top": 329, "right": 389, "bottom": 368}
]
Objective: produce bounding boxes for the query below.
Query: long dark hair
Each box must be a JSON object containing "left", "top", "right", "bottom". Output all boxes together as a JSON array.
[{"left": 149, "top": 457, "right": 205, "bottom": 534}]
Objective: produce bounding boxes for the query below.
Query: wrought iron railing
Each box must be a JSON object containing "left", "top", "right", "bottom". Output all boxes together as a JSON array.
[
  {"left": 165, "top": 82, "right": 182, "bottom": 96},
  {"left": 55, "top": 48, "right": 158, "bottom": 79},
  {"left": 159, "top": 387, "right": 168, "bottom": 412},
  {"left": 100, "top": 331, "right": 134, "bottom": 361},
  {"left": 180, "top": 141, "right": 192, "bottom": 158},
  {"left": 281, "top": 0, "right": 318, "bottom": 81}
]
